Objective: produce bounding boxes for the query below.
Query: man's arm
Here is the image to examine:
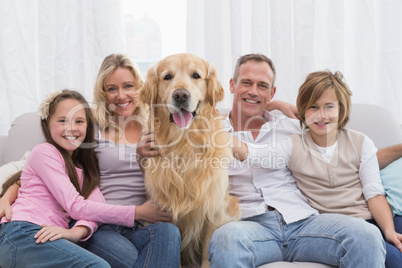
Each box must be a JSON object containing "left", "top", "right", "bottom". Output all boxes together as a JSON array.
[
  {"left": 377, "top": 144, "right": 402, "bottom": 169},
  {"left": 266, "top": 100, "right": 299, "bottom": 119}
]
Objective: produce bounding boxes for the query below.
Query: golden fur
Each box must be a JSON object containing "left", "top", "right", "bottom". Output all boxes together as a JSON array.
[{"left": 139, "top": 53, "right": 240, "bottom": 267}]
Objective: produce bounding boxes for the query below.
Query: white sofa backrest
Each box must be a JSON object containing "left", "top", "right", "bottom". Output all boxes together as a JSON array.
[{"left": 347, "top": 103, "right": 402, "bottom": 149}]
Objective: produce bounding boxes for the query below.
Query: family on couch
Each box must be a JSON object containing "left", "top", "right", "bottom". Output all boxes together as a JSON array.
[{"left": 1, "top": 53, "right": 401, "bottom": 268}]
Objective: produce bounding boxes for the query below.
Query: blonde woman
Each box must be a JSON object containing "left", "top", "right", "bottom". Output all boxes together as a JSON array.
[{"left": 81, "top": 53, "right": 181, "bottom": 268}]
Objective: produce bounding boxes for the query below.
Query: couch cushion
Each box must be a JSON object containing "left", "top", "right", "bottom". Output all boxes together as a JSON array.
[
  {"left": 2, "top": 112, "right": 44, "bottom": 165},
  {"left": 0, "top": 151, "right": 29, "bottom": 192}
]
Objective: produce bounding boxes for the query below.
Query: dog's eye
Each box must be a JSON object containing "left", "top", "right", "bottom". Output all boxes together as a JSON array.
[
  {"left": 164, "top": 74, "right": 172, "bottom": 81},
  {"left": 192, "top": 72, "right": 201, "bottom": 79}
]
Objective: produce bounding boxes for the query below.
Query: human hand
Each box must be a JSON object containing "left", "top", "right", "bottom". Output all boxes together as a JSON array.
[
  {"left": 135, "top": 200, "right": 172, "bottom": 223},
  {"left": 137, "top": 129, "right": 160, "bottom": 161},
  {"left": 385, "top": 231, "right": 402, "bottom": 253},
  {"left": 34, "top": 225, "right": 89, "bottom": 244},
  {"left": 0, "top": 197, "right": 13, "bottom": 220},
  {"left": 266, "top": 100, "right": 300, "bottom": 119},
  {"left": 231, "top": 135, "right": 248, "bottom": 161}
]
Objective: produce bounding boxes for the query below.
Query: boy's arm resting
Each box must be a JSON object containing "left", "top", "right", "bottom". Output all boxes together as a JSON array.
[
  {"left": 377, "top": 144, "right": 402, "bottom": 169},
  {"left": 230, "top": 135, "right": 249, "bottom": 161},
  {"left": 367, "top": 195, "right": 402, "bottom": 253},
  {"left": 0, "top": 183, "right": 20, "bottom": 220}
]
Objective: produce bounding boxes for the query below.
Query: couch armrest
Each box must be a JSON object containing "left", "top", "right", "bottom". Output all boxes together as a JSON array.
[{"left": 2, "top": 112, "right": 44, "bottom": 165}]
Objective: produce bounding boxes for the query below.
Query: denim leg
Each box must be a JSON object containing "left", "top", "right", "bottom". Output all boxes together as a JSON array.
[
  {"left": 123, "top": 222, "right": 181, "bottom": 268},
  {"left": 208, "top": 211, "right": 284, "bottom": 268},
  {"left": 367, "top": 215, "right": 402, "bottom": 268},
  {"left": 0, "top": 221, "right": 110, "bottom": 268},
  {"left": 388, "top": 215, "right": 402, "bottom": 268},
  {"left": 79, "top": 224, "right": 139, "bottom": 268},
  {"left": 394, "top": 215, "right": 402, "bottom": 232},
  {"left": 286, "top": 214, "right": 386, "bottom": 268},
  {"left": 209, "top": 211, "right": 385, "bottom": 268}
]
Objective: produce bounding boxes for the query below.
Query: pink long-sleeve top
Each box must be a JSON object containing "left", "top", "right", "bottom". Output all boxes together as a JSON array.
[{"left": 0, "top": 143, "right": 136, "bottom": 239}]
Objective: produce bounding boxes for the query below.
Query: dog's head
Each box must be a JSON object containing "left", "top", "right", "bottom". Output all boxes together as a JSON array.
[{"left": 139, "top": 53, "right": 224, "bottom": 129}]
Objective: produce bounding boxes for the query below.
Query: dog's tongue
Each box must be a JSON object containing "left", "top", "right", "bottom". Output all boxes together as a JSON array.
[{"left": 172, "top": 109, "right": 193, "bottom": 128}]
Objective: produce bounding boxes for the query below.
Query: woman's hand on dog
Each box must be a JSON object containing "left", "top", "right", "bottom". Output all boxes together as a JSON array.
[
  {"left": 135, "top": 200, "right": 173, "bottom": 223},
  {"left": 137, "top": 129, "right": 160, "bottom": 158},
  {"left": 137, "top": 128, "right": 160, "bottom": 171}
]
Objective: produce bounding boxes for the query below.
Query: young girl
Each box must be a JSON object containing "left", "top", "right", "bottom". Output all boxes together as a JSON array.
[
  {"left": 0, "top": 90, "right": 141, "bottom": 267},
  {"left": 248, "top": 70, "right": 402, "bottom": 267}
]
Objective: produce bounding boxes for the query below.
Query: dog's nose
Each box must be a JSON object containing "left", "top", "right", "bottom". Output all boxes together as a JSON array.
[{"left": 173, "top": 89, "right": 190, "bottom": 103}]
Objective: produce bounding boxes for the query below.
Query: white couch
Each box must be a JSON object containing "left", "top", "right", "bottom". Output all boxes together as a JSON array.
[{"left": 1, "top": 104, "right": 401, "bottom": 268}]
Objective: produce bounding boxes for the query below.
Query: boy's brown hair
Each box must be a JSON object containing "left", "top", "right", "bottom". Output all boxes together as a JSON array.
[{"left": 297, "top": 70, "right": 352, "bottom": 130}]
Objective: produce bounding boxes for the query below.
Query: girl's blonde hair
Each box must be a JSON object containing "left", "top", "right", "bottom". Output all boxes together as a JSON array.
[
  {"left": 297, "top": 70, "right": 352, "bottom": 130},
  {"left": 93, "top": 53, "right": 146, "bottom": 134}
]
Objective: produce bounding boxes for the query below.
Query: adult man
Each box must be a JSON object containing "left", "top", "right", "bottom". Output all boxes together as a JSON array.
[{"left": 207, "top": 53, "right": 386, "bottom": 267}]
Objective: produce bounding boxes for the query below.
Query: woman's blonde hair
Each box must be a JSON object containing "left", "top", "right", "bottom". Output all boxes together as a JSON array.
[
  {"left": 93, "top": 53, "right": 145, "bottom": 134},
  {"left": 297, "top": 70, "right": 352, "bottom": 130}
]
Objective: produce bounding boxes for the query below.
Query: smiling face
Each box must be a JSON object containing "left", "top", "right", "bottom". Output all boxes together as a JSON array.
[
  {"left": 304, "top": 88, "right": 339, "bottom": 146},
  {"left": 104, "top": 67, "right": 138, "bottom": 119},
  {"left": 230, "top": 60, "right": 276, "bottom": 124},
  {"left": 48, "top": 99, "right": 87, "bottom": 155}
]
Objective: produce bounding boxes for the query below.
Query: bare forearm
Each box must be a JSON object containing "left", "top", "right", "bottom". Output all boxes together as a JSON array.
[
  {"left": 70, "top": 226, "right": 91, "bottom": 242},
  {"left": 367, "top": 195, "right": 402, "bottom": 250},
  {"left": 2, "top": 183, "right": 20, "bottom": 204},
  {"left": 367, "top": 195, "right": 395, "bottom": 235},
  {"left": 266, "top": 100, "right": 299, "bottom": 119},
  {"left": 377, "top": 144, "right": 402, "bottom": 169},
  {"left": 0, "top": 183, "right": 20, "bottom": 220}
]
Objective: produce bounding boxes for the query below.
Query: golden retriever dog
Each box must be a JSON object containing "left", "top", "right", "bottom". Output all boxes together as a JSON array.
[{"left": 139, "top": 53, "right": 240, "bottom": 267}]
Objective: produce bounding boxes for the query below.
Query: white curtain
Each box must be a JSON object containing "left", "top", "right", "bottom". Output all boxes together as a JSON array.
[
  {"left": 0, "top": 0, "right": 126, "bottom": 135},
  {"left": 186, "top": 0, "right": 402, "bottom": 124}
]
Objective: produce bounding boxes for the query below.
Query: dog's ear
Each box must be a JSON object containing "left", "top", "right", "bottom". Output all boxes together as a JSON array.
[
  {"left": 206, "top": 62, "right": 224, "bottom": 107},
  {"left": 139, "top": 64, "right": 158, "bottom": 106}
]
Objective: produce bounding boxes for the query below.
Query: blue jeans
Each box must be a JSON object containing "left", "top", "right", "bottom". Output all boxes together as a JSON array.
[
  {"left": 79, "top": 222, "right": 181, "bottom": 268},
  {"left": 367, "top": 215, "right": 402, "bottom": 268},
  {"left": 208, "top": 211, "right": 386, "bottom": 268},
  {"left": 0, "top": 221, "right": 110, "bottom": 268}
]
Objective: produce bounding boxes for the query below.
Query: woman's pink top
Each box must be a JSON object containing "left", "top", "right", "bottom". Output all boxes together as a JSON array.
[{"left": 0, "top": 143, "right": 136, "bottom": 239}]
